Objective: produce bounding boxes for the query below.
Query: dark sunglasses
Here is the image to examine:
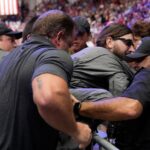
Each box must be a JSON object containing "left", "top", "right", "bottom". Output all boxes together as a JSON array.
[{"left": 113, "top": 37, "right": 134, "bottom": 47}]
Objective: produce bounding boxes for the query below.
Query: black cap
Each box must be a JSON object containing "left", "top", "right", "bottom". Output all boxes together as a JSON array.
[
  {"left": 0, "top": 22, "right": 22, "bottom": 39},
  {"left": 73, "top": 16, "right": 90, "bottom": 35},
  {"left": 125, "top": 37, "right": 150, "bottom": 61}
]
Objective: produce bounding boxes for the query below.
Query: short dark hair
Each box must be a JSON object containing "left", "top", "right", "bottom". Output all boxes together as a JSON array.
[
  {"left": 73, "top": 16, "right": 90, "bottom": 36},
  {"left": 32, "top": 10, "right": 74, "bottom": 39},
  {"left": 96, "top": 23, "right": 133, "bottom": 47},
  {"left": 22, "top": 15, "right": 39, "bottom": 42}
]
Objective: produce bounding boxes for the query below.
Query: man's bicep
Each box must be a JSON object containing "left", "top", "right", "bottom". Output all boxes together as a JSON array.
[{"left": 32, "top": 73, "right": 69, "bottom": 106}]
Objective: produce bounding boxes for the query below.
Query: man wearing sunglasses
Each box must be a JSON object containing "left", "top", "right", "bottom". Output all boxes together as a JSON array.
[
  {"left": 73, "top": 37, "right": 150, "bottom": 150},
  {"left": 57, "top": 23, "right": 135, "bottom": 150},
  {"left": 71, "top": 23, "right": 135, "bottom": 97},
  {"left": 68, "top": 23, "right": 136, "bottom": 148},
  {"left": 113, "top": 37, "right": 134, "bottom": 50}
]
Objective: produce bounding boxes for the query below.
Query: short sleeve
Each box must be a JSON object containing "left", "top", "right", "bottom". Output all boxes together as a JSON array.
[{"left": 32, "top": 50, "right": 73, "bottom": 83}]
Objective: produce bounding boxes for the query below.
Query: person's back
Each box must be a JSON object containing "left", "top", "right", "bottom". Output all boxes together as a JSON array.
[
  {"left": 71, "top": 46, "right": 133, "bottom": 94},
  {"left": 0, "top": 35, "right": 64, "bottom": 150},
  {"left": 0, "top": 10, "right": 92, "bottom": 150},
  {"left": 71, "top": 23, "right": 135, "bottom": 96}
]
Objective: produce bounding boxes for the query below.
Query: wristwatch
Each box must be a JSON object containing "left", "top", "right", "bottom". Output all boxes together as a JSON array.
[{"left": 73, "top": 102, "right": 82, "bottom": 117}]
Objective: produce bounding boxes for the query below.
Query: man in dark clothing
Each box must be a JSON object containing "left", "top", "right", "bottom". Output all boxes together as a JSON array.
[
  {"left": 0, "top": 10, "right": 91, "bottom": 150},
  {"left": 74, "top": 37, "right": 150, "bottom": 150}
]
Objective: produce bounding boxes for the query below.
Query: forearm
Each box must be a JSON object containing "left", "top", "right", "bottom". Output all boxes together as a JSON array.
[
  {"left": 32, "top": 74, "right": 79, "bottom": 137},
  {"left": 37, "top": 94, "right": 92, "bottom": 149},
  {"left": 37, "top": 92, "right": 79, "bottom": 138},
  {"left": 79, "top": 97, "right": 143, "bottom": 121},
  {"left": 35, "top": 88, "right": 92, "bottom": 149},
  {"left": 32, "top": 74, "right": 92, "bottom": 149}
]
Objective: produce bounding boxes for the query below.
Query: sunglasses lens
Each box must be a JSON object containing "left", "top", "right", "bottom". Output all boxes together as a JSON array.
[
  {"left": 125, "top": 40, "right": 133, "bottom": 47},
  {"left": 113, "top": 37, "right": 133, "bottom": 47}
]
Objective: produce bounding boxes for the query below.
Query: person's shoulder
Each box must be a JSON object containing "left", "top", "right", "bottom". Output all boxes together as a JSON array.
[
  {"left": 48, "top": 49, "right": 71, "bottom": 59},
  {"left": 37, "top": 48, "right": 71, "bottom": 62},
  {"left": 83, "top": 46, "right": 116, "bottom": 57},
  {"left": 71, "top": 46, "right": 108, "bottom": 58},
  {"left": 134, "top": 67, "right": 150, "bottom": 81},
  {"left": 84, "top": 46, "right": 109, "bottom": 53}
]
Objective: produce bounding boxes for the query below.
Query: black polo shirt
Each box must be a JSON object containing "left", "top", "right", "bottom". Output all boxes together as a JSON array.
[{"left": 0, "top": 35, "right": 73, "bottom": 150}]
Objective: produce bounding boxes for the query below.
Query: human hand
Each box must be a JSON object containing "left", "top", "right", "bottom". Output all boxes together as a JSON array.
[{"left": 73, "top": 122, "right": 92, "bottom": 149}]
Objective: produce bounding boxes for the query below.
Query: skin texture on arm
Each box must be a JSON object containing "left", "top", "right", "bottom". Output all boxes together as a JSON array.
[
  {"left": 80, "top": 97, "right": 143, "bottom": 121},
  {"left": 32, "top": 73, "right": 92, "bottom": 148}
]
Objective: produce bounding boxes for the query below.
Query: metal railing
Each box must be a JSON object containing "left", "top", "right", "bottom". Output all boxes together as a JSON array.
[{"left": 92, "top": 132, "right": 119, "bottom": 150}]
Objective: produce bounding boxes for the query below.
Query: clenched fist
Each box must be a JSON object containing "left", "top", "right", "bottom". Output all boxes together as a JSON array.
[{"left": 73, "top": 122, "right": 92, "bottom": 149}]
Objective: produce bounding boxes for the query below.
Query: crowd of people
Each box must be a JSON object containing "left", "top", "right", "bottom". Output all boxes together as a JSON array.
[
  {"left": 33, "top": 0, "right": 150, "bottom": 40},
  {"left": 0, "top": 0, "right": 150, "bottom": 150},
  {"left": 1, "top": 0, "right": 150, "bottom": 41}
]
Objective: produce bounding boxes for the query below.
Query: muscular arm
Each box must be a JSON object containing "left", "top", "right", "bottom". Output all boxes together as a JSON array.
[
  {"left": 80, "top": 97, "right": 143, "bottom": 121},
  {"left": 32, "top": 73, "right": 79, "bottom": 137}
]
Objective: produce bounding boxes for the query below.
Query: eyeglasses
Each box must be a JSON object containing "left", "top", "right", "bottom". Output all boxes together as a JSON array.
[{"left": 113, "top": 37, "right": 134, "bottom": 47}]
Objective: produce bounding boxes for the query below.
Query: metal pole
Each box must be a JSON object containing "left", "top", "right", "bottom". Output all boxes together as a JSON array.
[{"left": 93, "top": 133, "right": 119, "bottom": 150}]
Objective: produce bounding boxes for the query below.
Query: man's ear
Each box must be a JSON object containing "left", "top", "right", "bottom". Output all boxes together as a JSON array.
[
  {"left": 56, "top": 30, "right": 65, "bottom": 41},
  {"left": 51, "top": 30, "right": 65, "bottom": 47},
  {"left": 106, "top": 36, "right": 114, "bottom": 49}
]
